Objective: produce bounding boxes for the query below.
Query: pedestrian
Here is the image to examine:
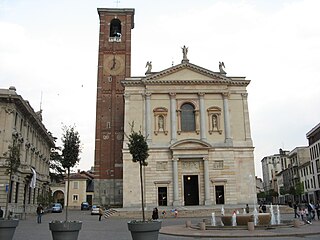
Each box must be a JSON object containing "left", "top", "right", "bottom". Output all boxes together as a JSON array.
[
  {"left": 300, "top": 207, "right": 305, "bottom": 221},
  {"left": 161, "top": 210, "right": 166, "bottom": 218},
  {"left": 293, "top": 202, "right": 299, "bottom": 218},
  {"left": 152, "top": 207, "right": 159, "bottom": 220},
  {"left": 0, "top": 206, "right": 3, "bottom": 218},
  {"left": 36, "top": 204, "right": 43, "bottom": 223},
  {"left": 174, "top": 209, "right": 178, "bottom": 218},
  {"left": 245, "top": 204, "right": 249, "bottom": 214},
  {"left": 316, "top": 201, "right": 320, "bottom": 220},
  {"left": 261, "top": 203, "right": 267, "bottom": 213},
  {"left": 99, "top": 206, "right": 104, "bottom": 221}
]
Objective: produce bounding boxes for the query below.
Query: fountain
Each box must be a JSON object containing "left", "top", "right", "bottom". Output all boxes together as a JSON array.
[
  {"left": 276, "top": 205, "right": 281, "bottom": 224},
  {"left": 243, "top": 208, "right": 246, "bottom": 215},
  {"left": 270, "top": 204, "right": 276, "bottom": 225},
  {"left": 253, "top": 207, "right": 258, "bottom": 225},
  {"left": 211, "top": 212, "right": 216, "bottom": 226},
  {"left": 221, "top": 206, "right": 225, "bottom": 226},
  {"left": 232, "top": 212, "right": 237, "bottom": 226}
]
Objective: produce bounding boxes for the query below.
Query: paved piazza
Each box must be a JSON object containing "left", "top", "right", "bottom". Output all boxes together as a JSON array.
[{"left": 12, "top": 209, "right": 320, "bottom": 240}]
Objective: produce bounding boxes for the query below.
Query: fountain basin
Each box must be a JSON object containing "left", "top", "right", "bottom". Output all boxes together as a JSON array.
[{"left": 221, "top": 213, "right": 271, "bottom": 226}]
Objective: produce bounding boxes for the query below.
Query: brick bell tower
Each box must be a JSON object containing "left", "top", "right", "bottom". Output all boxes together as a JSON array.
[{"left": 94, "top": 8, "right": 134, "bottom": 206}]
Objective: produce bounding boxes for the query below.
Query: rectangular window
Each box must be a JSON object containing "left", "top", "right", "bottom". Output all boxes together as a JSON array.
[
  {"left": 73, "top": 181, "right": 79, "bottom": 189},
  {"left": 158, "top": 187, "right": 167, "bottom": 206},
  {"left": 15, "top": 182, "right": 19, "bottom": 203},
  {"left": 73, "top": 195, "right": 78, "bottom": 201}
]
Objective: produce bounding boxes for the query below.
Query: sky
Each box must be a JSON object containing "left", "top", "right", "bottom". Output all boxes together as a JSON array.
[{"left": 1, "top": 0, "right": 320, "bottom": 179}]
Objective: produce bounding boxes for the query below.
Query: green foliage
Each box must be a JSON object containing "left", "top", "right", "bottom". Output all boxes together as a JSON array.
[
  {"left": 295, "top": 182, "right": 304, "bottom": 195},
  {"left": 5, "top": 138, "right": 21, "bottom": 176},
  {"left": 49, "top": 147, "right": 65, "bottom": 183},
  {"left": 61, "top": 126, "right": 81, "bottom": 170},
  {"left": 37, "top": 190, "right": 53, "bottom": 207},
  {"left": 257, "top": 191, "right": 266, "bottom": 199},
  {"left": 127, "top": 129, "right": 149, "bottom": 166}
]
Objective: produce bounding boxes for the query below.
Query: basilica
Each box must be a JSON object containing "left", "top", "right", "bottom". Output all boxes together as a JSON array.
[{"left": 94, "top": 8, "right": 255, "bottom": 207}]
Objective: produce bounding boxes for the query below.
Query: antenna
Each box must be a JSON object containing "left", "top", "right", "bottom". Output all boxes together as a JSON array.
[
  {"left": 40, "top": 91, "right": 43, "bottom": 111},
  {"left": 114, "top": 0, "right": 120, "bottom": 7}
]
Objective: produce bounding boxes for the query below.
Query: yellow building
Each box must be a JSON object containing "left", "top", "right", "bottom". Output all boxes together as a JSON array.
[{"left": 122, "top": 53, "right": 255, "bottom": 208}]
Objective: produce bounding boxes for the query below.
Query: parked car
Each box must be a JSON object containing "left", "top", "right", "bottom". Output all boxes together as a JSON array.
[
  {"left": 51, "top": 203, "right": 63, "bottom": 213},
  {"left": 81, "top": 202, "right": 90, "bottom": 210},
  {"left": 91, "top": 205, "right": 100, "bottom": 215}
]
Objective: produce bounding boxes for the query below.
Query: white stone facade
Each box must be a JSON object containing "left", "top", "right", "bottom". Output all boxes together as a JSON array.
[
  {"left": 122, "top": 61, "right": 255, "bottom": 208},
  {"left": 0, "top": 87, "right": 54, "bottom": 214}
]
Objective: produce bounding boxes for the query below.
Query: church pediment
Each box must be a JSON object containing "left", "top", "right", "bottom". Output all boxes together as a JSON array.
[
  {"left": 170, "top": 139, "right": 211, "bottom": 150},
  {"left": 143, "top": 62, "right": 230, "bottom": 85}
]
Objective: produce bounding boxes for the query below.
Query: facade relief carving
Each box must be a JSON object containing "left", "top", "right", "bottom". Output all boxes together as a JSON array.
[
  {"left": 181, "top": 161, "right": 200, "bottom": 172},
  {"left": 207, "top": 106, "right": 223, "bottom": 134},
  {"left": 156, "top": 161, "right": 168, "bottom": 171}
]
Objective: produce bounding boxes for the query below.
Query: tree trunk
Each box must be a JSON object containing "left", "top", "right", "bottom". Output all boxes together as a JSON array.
[
  {"left": 4, "top": 172, "right": 12, "bottom": 219},
  {"left": 140, "top": 162, "right": 145, "bottom": 221},
  {"left": 65, "top": 168, "right": 70, "bottom": 221}
]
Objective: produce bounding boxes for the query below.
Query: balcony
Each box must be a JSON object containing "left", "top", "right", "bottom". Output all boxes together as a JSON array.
[{"left": 109, "top": 37, "right": 121, "bottom": 42}]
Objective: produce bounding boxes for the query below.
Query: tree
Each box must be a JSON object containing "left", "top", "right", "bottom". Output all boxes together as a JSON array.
[
  {"left": 3, "top": 138, "right": 21, "bottom": 219},
  {"left": 127, "top": 122, "right": 149, "bottom": 221},
  {"left": 60, "top": 125, "right": 81, "bottom": 221},
  {"left": 49, "top": 147, "right": 65, "bottom": 183}
]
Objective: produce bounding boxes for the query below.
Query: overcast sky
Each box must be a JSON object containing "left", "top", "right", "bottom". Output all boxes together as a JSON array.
[{"left": 1, "top": 0, "right": 320, "bottom": 179}]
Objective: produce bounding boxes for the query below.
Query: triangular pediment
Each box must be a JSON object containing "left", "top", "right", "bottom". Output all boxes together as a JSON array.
[
  {"left": 170, "top": 139, "right": 211, "bottom": 150},
  {"left": 143, "top": 62, "right": 229, "bottom": 84}
]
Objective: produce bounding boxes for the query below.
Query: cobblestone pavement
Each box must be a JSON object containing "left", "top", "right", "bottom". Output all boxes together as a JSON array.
[{"left": 12, "top": 210, "right": 320, "bottom": 240}]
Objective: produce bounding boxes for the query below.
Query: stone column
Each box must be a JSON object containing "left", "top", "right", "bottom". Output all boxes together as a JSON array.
[
  {"left": 172, "top": 157, "right": 180, "bottom": 206},
  {"left": 198, "top": 93, "right": 206, "bottom": 141},
  {"left": 222, "top": 92, "right": 232, "bottom": 143},
  {"left": 241, "top": 93, "right": 252, "bottom": 141},
  {"left": 170, "top": 93, "right": 177, "bottom": 143},
  {"left": 145, "top": 92, "right": 152, "bottom": 143},
  {"left": 123, "top": 93, "right": 130, "bottom": 146},
  {"left": 203, "top": 157, "right": 212, "bottom": 205}
]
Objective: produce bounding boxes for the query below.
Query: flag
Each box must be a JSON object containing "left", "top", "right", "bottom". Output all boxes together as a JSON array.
[
  {"left": 104, "top": 208, "right": 117, "bottom": 218},
  {"left": 30, "top": 168, "right": 36, "bottom": 188}
]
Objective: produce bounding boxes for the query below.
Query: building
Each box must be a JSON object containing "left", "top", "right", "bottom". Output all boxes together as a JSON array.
[
  {"left": 122, "top": 51, "right": 255, "bottom": 207},
  {"left": 306, "top": 122, "right": 320, "bottom": 202},
  {"left": 0, "top": 86, "right": 55, "bottom": 214},
  {"left": 50, "top": 170, "right": 94, "bottom": 208},
  {"left": 261, "top": 149, "right": 289, "bottom": 193},
  {"left": 94, "top": 8, "right": 255, "bottom": 208},
  {"left": 93, "top": 8, "right": 135, "bottom": 206}
]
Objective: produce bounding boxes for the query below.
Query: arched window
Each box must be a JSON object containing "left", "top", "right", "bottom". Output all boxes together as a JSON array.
[
  {"left": 110, "top": 19, "right": 121, "bottom": 37},
  {"left": 181, "top": 103, "right": 195, "bottom": 131}
]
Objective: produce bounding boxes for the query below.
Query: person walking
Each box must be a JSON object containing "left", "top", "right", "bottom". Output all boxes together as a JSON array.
[
  {"left": 152, "top": 207, "right": 159, "bottom": 220},
  {"left": 316, "top": 201, "right": 320, "bottom": 220},
  {"left": 99, "top": 207, "right": 104, "bottom": 221},
  {"left": 36, "top": 204, "right": 43, "bottom": 223},
  {"left": 0, "top": 206, "right": 3, "bottom": 218},
  {"left": 293, "top": 202, "right": 300, "bottom": 218},
  {"left": 245, "top": 204, "right": 250, "bottom": 214}
]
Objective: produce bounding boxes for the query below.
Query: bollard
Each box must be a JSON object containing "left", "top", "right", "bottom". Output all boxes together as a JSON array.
[
  {"left": 199, "top": 222, "right": 206, "bottom": 230},
  {"left": 293, "top": 219, "right": 300, "bottom": 228},
  {"left": 186, "top": 220, "right": 191, "bottom": 228},
  {"left": 247, "top": 221, "right": 254, "bottom": 231}
]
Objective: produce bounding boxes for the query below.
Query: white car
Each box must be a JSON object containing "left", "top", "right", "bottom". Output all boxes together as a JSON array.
[{"left": 91, "top": 205, "right": 100, "bottom": 215}]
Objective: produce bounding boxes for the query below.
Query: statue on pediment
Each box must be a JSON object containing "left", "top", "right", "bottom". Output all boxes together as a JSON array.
[
  {"left": 145, "top": 61, "right": 152, "bottom": 74},
  {"left": 181, "top": 45, "right": 189, "bottom": 63},
  {"left": 219, "top": 61, "right": 226, "bottom": 75}
]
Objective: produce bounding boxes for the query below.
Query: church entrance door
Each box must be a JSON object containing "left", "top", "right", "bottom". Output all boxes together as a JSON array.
[{"left": 183, "top": 175, "right": 199, "bottom": 205}]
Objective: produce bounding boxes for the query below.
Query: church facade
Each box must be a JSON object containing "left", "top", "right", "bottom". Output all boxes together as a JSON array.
[
  {"left": 94, "top": 8, "right": 255, "bottom": 207},
  {"left": 122, "top": 55, "right": 255, "bottom": 207}
]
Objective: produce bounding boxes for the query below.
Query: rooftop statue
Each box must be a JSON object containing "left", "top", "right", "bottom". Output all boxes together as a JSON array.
[{"left": 219, "top": 61, "right": 227, "bottom": 75}]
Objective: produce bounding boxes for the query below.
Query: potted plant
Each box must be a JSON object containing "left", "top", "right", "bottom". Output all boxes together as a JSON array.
[
  {"left": 126, "top": 123, "right": 162, "bottom": 240},
  {"left": 0, "top": 137, "right": 20, "bottom": 240},
  {"left": 49, "top": 126, "right": 82, "bottom": 240}
]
